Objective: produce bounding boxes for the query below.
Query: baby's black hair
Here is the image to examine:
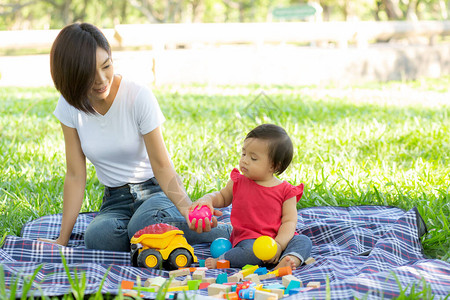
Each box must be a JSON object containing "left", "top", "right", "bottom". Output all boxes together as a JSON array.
[{"left": 245, "top": 124, "right": 293, "bottom": 175}]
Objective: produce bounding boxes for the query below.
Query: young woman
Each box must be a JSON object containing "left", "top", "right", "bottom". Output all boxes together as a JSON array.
[
  {"left": 190, "top": 124, "right": 312, "bottom": 269},
  {"left": 42, "top": 23, "right": 230, "bottom": 251}
]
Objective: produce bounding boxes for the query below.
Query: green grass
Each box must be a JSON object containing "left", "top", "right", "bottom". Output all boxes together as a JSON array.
[{"left": 0, "top": 77, "right": 449, "bottom": 298}]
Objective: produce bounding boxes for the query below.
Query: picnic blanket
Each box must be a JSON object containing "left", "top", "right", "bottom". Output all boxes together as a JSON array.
[{"left": 1, "top": 205, "right": 450, "bottom": 299}]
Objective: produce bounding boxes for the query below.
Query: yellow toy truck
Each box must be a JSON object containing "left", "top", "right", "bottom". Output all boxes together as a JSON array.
[{"left": 130, "top": 223, "right": 198, "bottom": 270}]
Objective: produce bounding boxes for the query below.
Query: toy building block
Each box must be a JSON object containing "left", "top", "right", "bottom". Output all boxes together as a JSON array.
[
  {"left": 254, "top": 267, "right": 268, "bottom": 275},
  {"left": 199, "top": 282, "right": 211, "bottom": 290},
  {"left": 306, "top": 281, "right": 321, "bottom": 288},
  {"left": 169, "top": 268, "right": 190, "bottom": 278},
  {"left": 259, "top": 273, "right": 276, "bottom": 281},
  {"left": 224, "top": 292, "right": 239, "bottom": 300},
  {"left": 180, "top": 275, "right": 192, "bottom": 285},
  {"left": 228, "top": 272, "right": 244, "bottom": 283},
  {"left": 192, "top": 269, "right": 206, "bottom": 280},
  {"left": 287, "top": 288, "right": 301, "bottom": 296},
  {"left": 282, "top": 275, "right": 301, "bottom": 288},
  {"left": 188, "top": 279, "right": 202, "bottom": 290},
  {"left": 217, "top": 259, "right": 231, "bottom": 269},
  {"left": 167, "top": 285, "right": 190, "bottom": 292},
  {"left": 203, "top": 277, "right": 217, "bottom": 284},
  {"left": 284, "top": 280, "right": 301, "bottom": 295},
  {"left": 240, "top": 265, "right": 259, "bottom": 277},
  {"left": 268, "top": 288, "right": 284, "bottom": 299},
  {"left": 305, "top": 257, "right": 316, "bottom": 265},
  {"left": 168, "top": 279, "right": 183, "bottom": 287},
  {"left": 244, "top": 273, "right": 261, "bottom": 285},
  {"left": 199, "top": 259, "right": 206, "bottom": 267},
  {"left": 121, "top": 280, "right": 134, "bottom": 290},
  {"left": 144, "top": 276, "right": 167, "bottom": 288},
  {"left": 254, "top": 290, "right": 279, "bottom": 300},
  {"left": 279, "top": 266, "right": 292, "bottom": 277},
  {"left": 216, "top": 273, "right": 228, "bottom": 284},
  {"left": 208, "top": 283, "right": 232, "bottom": 296}
]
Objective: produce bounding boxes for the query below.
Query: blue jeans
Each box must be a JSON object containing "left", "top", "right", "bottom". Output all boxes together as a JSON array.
[
  {"left": 84, "top": 178, "right": 232, "bottom": 252},
  {"left": 222, "top": 235, "right": 312, "bottom": 268}
]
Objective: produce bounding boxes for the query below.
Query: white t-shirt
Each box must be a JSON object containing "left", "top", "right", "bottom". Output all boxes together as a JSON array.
[{"left": 54, "top": 78, "right": 165, "bottom": 187}]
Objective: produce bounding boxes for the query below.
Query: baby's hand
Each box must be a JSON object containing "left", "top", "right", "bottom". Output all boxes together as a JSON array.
[{"left": 266, "top": 242, "right": 282, "bottom": 264}]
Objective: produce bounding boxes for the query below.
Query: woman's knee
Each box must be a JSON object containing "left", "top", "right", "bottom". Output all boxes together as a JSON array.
[{"left": 84, "top": 217, "right": 130, "bottom": 251}]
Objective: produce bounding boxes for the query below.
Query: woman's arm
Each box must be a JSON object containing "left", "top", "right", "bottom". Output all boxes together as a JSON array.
[
  {"left": 40, "top": 123, "right": 86, "bottom": 246},
  {"left": 269, "top": 197, "right": 298, "bottom": 263},
  {"left": 143, "top": 127, "right": 199, "bottom": 225}
]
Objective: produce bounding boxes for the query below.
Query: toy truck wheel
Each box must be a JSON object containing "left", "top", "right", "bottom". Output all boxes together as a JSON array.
[
  {"left": 168, "top": 249, "right": 193, "bottom": 269},
  {"left": 131, "top": 248, "right": 139, "bottom": 267},
  {"left": 137, "top": 249, "right": 162, "bottom": 269}
]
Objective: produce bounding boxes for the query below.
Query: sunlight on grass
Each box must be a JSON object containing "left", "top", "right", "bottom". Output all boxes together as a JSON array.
[{"left": 1, "top": 78, "right": 449, "bottom": 267}]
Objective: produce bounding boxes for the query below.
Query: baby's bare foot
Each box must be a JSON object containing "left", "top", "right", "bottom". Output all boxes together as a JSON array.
[
  {"left": 205, "top": 257, "right": 218, "bottom": 269},
  {"left": 273, "top": 255, "right": 301, "bottom": 271}
]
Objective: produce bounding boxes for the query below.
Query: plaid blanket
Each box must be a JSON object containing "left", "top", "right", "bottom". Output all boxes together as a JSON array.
[{"left": 1, "top": 205, "right": 450, "bottom": 299}]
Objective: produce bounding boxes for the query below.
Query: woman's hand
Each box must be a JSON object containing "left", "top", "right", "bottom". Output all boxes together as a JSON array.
[
  {"left": 37, "top": 237, "right": 68, "bottom": 246},
  {"left": 188, "top": 197, "right": 222, "bottom": 233}
]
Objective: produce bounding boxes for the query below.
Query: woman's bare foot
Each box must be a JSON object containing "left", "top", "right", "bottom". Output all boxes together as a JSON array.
[
  {"left": 205, "top": 257, "right": 218, "bottom": 269},
  {"left": 273, "top": 255, "right": 301, "bottom": 271}
]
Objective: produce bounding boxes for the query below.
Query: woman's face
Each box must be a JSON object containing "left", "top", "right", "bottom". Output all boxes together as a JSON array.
[{"left": 88, "top": 47, "right": 114, "bottom": 102}]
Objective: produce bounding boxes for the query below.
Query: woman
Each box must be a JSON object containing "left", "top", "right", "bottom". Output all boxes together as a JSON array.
[{"left": 43, "top": 22, "right": 230, "bottom": 251}]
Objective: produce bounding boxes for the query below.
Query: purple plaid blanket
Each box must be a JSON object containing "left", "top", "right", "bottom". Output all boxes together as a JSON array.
[{"left": 1, "top": 206, "right": 449, "bottom": 299}]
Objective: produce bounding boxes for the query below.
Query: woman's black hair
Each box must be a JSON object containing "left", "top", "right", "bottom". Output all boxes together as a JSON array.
[{"left": 50, "top": 23, "right": 111, "bottom": 114}]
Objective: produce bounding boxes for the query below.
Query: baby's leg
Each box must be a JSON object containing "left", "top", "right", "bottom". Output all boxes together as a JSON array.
[
  {"left": 273, "top": 255, "right": 301, "bottom": 270},
  {"left": 205, "top": 239, "right": 260, "bottom": 269},
  {"left": 274, "top": 234, "right": 312, "bottom": 270},
  {"left": 205, "top": 258, "right": 218, "bottom": 269}
]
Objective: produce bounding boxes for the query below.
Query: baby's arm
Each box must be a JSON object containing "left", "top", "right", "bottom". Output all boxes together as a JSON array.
[
  {"left": 271, "top": 197, "right": 298, "bottom": 263},
  {"left": 188, "top": 179, "right": 234, "bottom": 232}
]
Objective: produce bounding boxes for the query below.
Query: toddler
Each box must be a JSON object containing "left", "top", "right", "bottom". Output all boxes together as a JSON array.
[{"left": 190, "top": 124, "right": 312, "bottom": 270}]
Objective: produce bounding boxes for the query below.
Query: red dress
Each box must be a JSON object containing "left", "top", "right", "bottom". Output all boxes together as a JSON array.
[{"left": 229, "top": 168, "right": 304, "bottom": 247}]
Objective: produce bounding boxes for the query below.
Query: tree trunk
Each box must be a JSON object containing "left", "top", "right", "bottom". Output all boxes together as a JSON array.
[
  {"left": 383, "top": 0, "right": 403, "bottom": 20},
  {"left": 406, "top": 0, "right": 418, "bottom": 21}
]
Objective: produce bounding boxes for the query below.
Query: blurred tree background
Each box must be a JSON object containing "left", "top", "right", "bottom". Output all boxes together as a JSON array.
[{"left": 0, "top": 0, "right": 449, "bottom": 30}]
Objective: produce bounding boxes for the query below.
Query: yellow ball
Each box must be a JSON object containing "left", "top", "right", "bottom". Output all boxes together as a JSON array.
[{"left": 253, "top": 236, "right": 277, "bottom": 261}]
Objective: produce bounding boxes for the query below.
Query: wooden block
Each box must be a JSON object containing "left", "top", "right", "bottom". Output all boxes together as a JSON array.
[
  {"left": 144, "top": 278, "right": 152, "bottom": 287},
  {"left": 268, "top": 288, "right": 284, "bottom": 299},
  {"left": 285, "top": 280, "right": 301, "bottom": 295},
  {"left": 167, "top": 285, "right": 189, "bottom": 292},
  {"left": 120, "top": 280, "right": 134, "bottom": 290},
  {"left": 180, "top": 275, "right": 192, "bottom": 285},
  {"left": 306, "top": 281, "right": 321, "bottom": 288},
  {"left": 208, "top": 283, "right": 231, "bottom": 296},
  {"left": 192, "top": 269, "right": 206, "bottom": 280},
  {"left": 217, "top": 259, "right": 230, "bottom": 269},
  {"left": 254, "top": 290, "right": 279, "bottom": 300},
  {"left": 254, "top": 267, "right": 268, "bottom": 275},
  {"left": 224, "top": 292, "right": 239, "bottom": 300},
  {"left": 199, "top": 282, "right": 211, "bottom": 289},
  {"left": 216, "top": 273, "right": 228, "bottom": 284},
  {"left": 169, "top": 268, "right": 190, "bottom": 278},
  {"left": 244, "top": 273, "right": 260, "bottom": 285},
  {"left": 203, "top": 277, "right": 217, "bottom": 284},
  {"left": 168, "top": 279, "right": 183, "bottom": 287},
  {"left": 149, "top": 276, "right": 167, "bottom": 287},
  {"left": 277, "top": 266, "right": 292, "bottom": 277},
  {"left": 259, "top": 273, "right": 276, "bottom": 281},
  {"left": 282, "top": 275, "right": 300, "bottom": 288},
  {"left": 305, "top": 257, "right": 316, "bottom": 265},
  {"left": 227, "top": 272, "right": 243, "bottom": 283},
  {"left": 240, "top": 265, "right": 259, "bottom": 277},
  {"left": 188, "top": 279, "right": 202, "bottom": 290}
]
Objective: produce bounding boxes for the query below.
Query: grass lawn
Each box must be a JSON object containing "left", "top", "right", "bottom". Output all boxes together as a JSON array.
[{"left": 1, "top": 78, "right": 449, "bottom": 276}]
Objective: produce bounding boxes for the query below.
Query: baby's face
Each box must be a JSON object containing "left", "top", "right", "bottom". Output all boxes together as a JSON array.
[{"left": 239, "top": 138, "right": 274, "bottom": 181}]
